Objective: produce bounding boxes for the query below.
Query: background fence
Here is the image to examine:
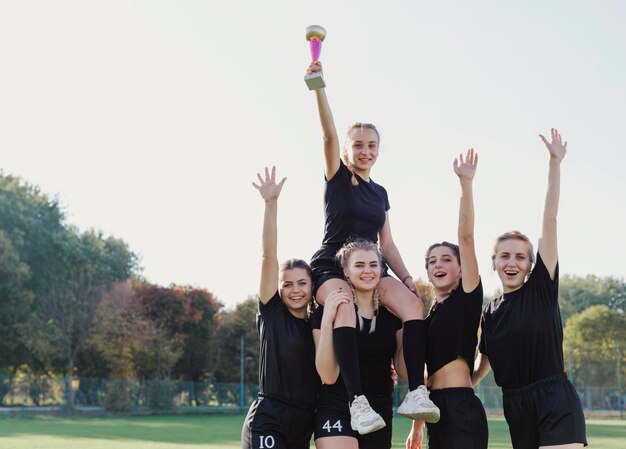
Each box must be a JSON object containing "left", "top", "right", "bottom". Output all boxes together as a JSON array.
[{"left": 0, "top": 374, "right": 623, "bottom": 419}]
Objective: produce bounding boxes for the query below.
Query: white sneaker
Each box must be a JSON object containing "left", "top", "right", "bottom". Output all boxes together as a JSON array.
[
  {"left": 396, "top": 385, "right": 440, "bottom": 423},
  {"left": 349, "top": 395, "right": 386, "bottom": 435}
]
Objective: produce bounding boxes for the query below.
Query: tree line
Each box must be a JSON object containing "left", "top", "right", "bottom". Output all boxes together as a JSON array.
[
  {"left": 0, "top": 172, "right": 249, "bottom": 410},
  {"left": 0, "top": 171, "right": 624, "bottom": 411}
]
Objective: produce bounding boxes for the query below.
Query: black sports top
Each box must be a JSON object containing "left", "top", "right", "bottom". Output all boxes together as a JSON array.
[
  {"left": 312, "top": 305, "right": 401, "bottom": 396},
  {"left": 479, "top": 253, "right": 564, "bottom": 389},
  {"left": 317, "top": 160, "right": 390, "bottom": 252},
  {"left": 425, "top": 280, "right": 483, "bottom": 377},
  {"left": 257, "top": 292, "right": 320, "bottom": 407}
]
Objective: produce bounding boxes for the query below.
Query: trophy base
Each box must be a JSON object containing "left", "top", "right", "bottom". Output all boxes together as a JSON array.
[{"left": 304, "top": 72, "right": 326, "bottom": 90}]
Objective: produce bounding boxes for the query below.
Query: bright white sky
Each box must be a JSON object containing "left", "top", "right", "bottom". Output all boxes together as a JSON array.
[{"left": 1, "top": 1, "right": 625, "bottom": 309}]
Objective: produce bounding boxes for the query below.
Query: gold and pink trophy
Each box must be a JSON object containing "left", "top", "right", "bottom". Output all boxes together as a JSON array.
[{"left": 304, "top": 25, "right": 326, "bottom": 90}]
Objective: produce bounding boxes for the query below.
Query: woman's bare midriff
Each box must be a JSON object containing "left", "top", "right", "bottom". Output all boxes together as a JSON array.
[{"left": 427, "top": 358, "right": 472, "bottom": 390}]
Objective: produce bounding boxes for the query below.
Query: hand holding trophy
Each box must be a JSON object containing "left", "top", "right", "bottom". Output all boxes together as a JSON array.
[{"left": 304, "top": 25, "right": 326, "bottom": 90}]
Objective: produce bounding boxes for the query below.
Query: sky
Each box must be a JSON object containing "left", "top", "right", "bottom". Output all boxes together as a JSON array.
[{"left": 1, "top": 1, "right": 625, "bottom": 310}]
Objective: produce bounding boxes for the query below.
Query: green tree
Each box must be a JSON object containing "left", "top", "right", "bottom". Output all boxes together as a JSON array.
[
  {"left": 0, "top": 173, "right": 68, "bottom": 295},
  {"left": 0, "top": 173, "right": 68, "bottom": 401},
  {"left": 212, "top": 297, "right": 259, "bottom": 384},
  {"left": 559, "top": 275, "right": 626, "bottom": 323},
  {"left": 172, "top": 286, "right": 222, "bottom": 384},
  {"left": 22, "top": 229, "right": 137, "bottom": 410},
  {"left": 0, "top": 172, "right": 139, "bottom": 408},
  {"left": 135, "top": 284, "right": 222, "bottom": 382},
  {"left": 90, "top": 282, "right": 180, "bottom": 411},
  {"left": 563, "top": 305, "right": 626, "bottom": 396},
  {"left": 0, "top": 231, "right": 34, "bottom": 401}
]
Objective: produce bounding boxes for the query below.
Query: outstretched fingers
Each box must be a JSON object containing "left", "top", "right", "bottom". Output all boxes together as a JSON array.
[
  {"left": 539, "top": 128, "right": 567, "bottom": 161},
  {"left": 252, "top": 167, "right": 271, "bottom": 189},
  {"left": 453, "top": 148, "right": 478, "bottom": 180},
  {"left": 269, "top": 167, "right": 287, "bottom": 190},
  {"left": 252, "top": 166, "right": 287, "bottom": 200},
  {"left": 468, "top": 147, "right": 477, "bottom": 165},
  {"left": 462, "top": 147, "right": 477, "bottom": 166},
  {"left": 252, "top": 172, "right": 264, "bottom": 190}
]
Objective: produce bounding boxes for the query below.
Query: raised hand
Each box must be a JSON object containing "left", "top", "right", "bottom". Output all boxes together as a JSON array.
[
  {"left": 252, "top": 166, "right": 287, "bottom": 203},
  {"left": 539, "top": 128, "right": 567, "bottom": 162},
  {"left": 306, "top": 60, "right": 323, "bottom": 77},
  {"left": 453, "top": 147, "right": 478, "bottom": 181}
]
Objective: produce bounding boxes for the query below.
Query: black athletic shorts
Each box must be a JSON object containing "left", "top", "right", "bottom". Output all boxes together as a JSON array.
[
  {"left": 241, "top": 396, "right": 315, "bottom": 449},
  {"left": 426, "top": 387, "right": 488, "bottom": 449},
  {"left": 314, "top": 390, "right": 393, "bottom": 449},
  {"left": 502, "top": 372, "right": 587, "bottom": 449},
  {"left": 311, "top": 246, "right": 390, "bottom": 297}
]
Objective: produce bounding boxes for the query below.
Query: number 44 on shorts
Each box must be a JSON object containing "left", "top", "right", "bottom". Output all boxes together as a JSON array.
[{"left": 322, "top": 419, "right": 344, "bottom": 433}]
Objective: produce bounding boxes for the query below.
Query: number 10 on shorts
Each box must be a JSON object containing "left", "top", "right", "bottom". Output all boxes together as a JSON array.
[
  {"left": 323, "top": 419, "right": 343, "bottom": 433},
  {"left": 258, "top": 435, "right": 275, "bottom": 448}
]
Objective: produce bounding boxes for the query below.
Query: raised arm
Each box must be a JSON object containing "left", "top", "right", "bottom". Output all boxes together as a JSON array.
[
  {"left": 454, "top": 148, "right": 479, "bottom": 292},
  {"left": 537, "top": 128, "right": 567, "bottom": 278},
  {"left": 252, "top": 166, "right": 287, "bottom": 303},
  {"left": 307, "top": 61, "right": 340, "bottom": 179},
  {"left": 312, "top": 288, "right": 351, "bottom": 383}
]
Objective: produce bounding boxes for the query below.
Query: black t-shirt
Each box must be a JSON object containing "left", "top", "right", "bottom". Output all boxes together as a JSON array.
[
  {"left": 314, "top": 161, "right": 390, "bottom": 259},
  {"left": 425, "top": 280, "right": 483, "bottom": 377},
  {"left": 312, "top": 305, "right": 402, "bottom": 396},
  {"left": 257, "top": 292, "right": 320, "bottom": 406},
  {"left": 479, "top": 253, "right": 563, "bottom": 388}
]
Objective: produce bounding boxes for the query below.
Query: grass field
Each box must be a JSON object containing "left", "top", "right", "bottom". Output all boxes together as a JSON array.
[{"left": 0, "top": 414, "right": 624, "bottom": 448}]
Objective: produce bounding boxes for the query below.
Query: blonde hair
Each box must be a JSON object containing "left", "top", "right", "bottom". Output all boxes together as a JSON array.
[
  {"left": 336, "top": 238, "right": 381, "bottom": 334},
  {"left": 491, "top": 231, "right": 536, "bottom": 266},
  {"left": 342, "top": 123, "right": 380, "bottom": 186}
]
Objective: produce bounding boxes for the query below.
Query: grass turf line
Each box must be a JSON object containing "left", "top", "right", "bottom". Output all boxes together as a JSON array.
[{"left": 0, "top": 414, "right": 624, "bottom": 448}]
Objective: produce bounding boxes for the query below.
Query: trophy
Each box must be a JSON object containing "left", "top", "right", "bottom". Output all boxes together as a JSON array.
[{"left": 304, "top": 25, "right": 326, "bottom": 90}]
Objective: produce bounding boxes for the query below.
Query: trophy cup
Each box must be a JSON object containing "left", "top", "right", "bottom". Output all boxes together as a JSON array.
[{"left": 304, "top": 25, "right": 326, "bottom": 90}]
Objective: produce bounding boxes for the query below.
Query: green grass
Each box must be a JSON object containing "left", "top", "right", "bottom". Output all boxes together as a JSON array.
[{"left": 0, "top": 414, "right": 624, "bottom": 448}]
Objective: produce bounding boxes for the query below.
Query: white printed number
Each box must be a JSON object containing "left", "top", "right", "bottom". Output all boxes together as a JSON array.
[
  {"left": 259, "top": 435, "right": 275, "bottom": 448},
  {"left": 322, "top": 419, "right": 344, "bottom": 433}
]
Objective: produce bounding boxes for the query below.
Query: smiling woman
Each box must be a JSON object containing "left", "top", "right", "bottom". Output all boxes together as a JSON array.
[
  {"left": 306, "top": 57, "right": 439, "bottom": 440},
  {"left": 337, "top": 240, "right": 384, "bottom": 334},
  {"left": 240, "top": 166, "right": 320, "bottom": 449},
  {"left": 278, "top": 259, "right": 315, "bottom": 317},
  {"left": 490, "top": 232, "right": 535, "bottom": 293},
  {"left": 312, "top": 238, "right": 408, "bottom": 449},
  {"left": 406, "top": 148, "right": 488, "bottom": 449},
  {"left": 473, "top": 129, "right": 587, "bottom": 449}
]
